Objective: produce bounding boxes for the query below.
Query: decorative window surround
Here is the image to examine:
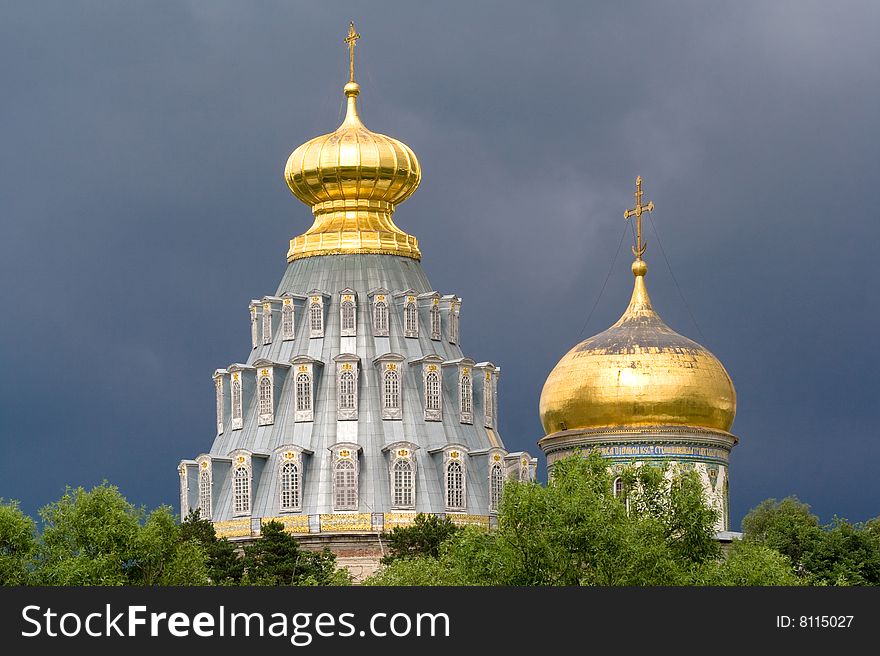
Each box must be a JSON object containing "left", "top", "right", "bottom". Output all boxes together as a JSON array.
[
  {"left": 249, "top": 301, "right": 260, "bottom": 349},
  {"left": 440, "top": 295, "right": 461, "bottom": 344},
  {"left": 275, "top": 445, "right": 310, "bottom": 513},
  {"left": 339, "top": 288, "right": 357, "bottom": 337},
  {"left": 195, "top": 456, "right": 214, "bottom": 520},
  {"left": 226, "top": 364, "right": 255, "bottom": 430},
  {"left": 289, "top": 355, "right": 323, "bottom": 422},
  {"left": 307, "top": 290, "right": 330, "bottom": 339},
  {"left": 252, "top": 359, "right": 290, "bottom": 427},
  {"left": 418, "top": 292, "right": 442, "bottom": 341},
  {"left": 475, "top": 362, "right": 497, "bottom": 429},
  {"left": 261, "top": 300, "right": 273, "bottom": 345},
  {"left": 230, "top": 451, "right": 253, "bottom": 517},
  {"left": 279, "top": 292, "right": 306, "bottom": 341},
  {"left": 488, "top": 452, "right": 505, "bottom": 513},
  {"left": 373, "top": 352, "right": 406, "bottom": 420},
  {"left": 411, "top": 354, "right": 444, "bottom": 422},
  {"left": 178, "top": 462, "right": 193, "bottom": 519},
  {"left": 432, "top": 445, "right": 469, "bottom": 512},
  {"left": 213, "top": 369, "right": 227, "bottom": 434},
  {"left": 368, "top": 288, "right": 391, "bottom": 337},
  {"left": 330, "top": 443, "right": 362, "bottom": 512},
  {"left": 333, "top": 353, "right": 361, "bottom": 421},
  {"left": 383, "top": 442, "right": 419, "bottom": 510},
  {"left": 396, "top": 289, "right": 419, "bottom": 338},
  {"left": 443, "top": 358, "right": 475, "bottom": 425}
]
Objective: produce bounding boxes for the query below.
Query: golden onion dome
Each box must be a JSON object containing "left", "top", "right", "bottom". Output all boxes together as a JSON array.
[
  {"left": 539, "top": 259, "right": 737, "bottom": 434},
  {"left": 284, "top": 24, "right": 422, "bottom": 261}
]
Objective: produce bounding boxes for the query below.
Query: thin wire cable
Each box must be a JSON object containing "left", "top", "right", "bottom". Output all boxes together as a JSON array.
[
  {"left": 646, "top": 211, "right": 706, "bottom": 341},
  {"left": 577, "top": 222, "right": 630, "bottom": 339}
]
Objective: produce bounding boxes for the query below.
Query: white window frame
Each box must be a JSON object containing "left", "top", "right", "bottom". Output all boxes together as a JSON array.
[
  {"left": 231, "top": 372, "right": 243, "bottom": 430},
  {"left": 295, "top": 371, "right": 312, "bottom": 419},
  {"left": 178, "top": 465, "right": 190, "bottom": 518},
  {"left": 250, "top": 304, "right": 259, "bottom": 349},
  {"left": 391, "top": 457, "right": 415, "bottom": 509},
  {"left": 483, "top": 370, "right": 494, "bottom": 428},
  {"left": 332, "top": 451, "right": 359, "bottom": 511},
  {"left": 459, "top": 367, "right": 473, "bottom": 424},
  {"left": 424, "top": 367, "right": 441, "bottom": 421},
  {"left": 198, "top": 461, "right": 212, "bottom": 520},
  {"left": 373, "top": 296, "right": 389, "bottom": 336},
  {"left": 262, "top": 302, "right": 273, "bottom": 345},
  {"left": 383, "top": 367, "right": 402, "bottom": 420},
  {"left": 278, "top": 451, "right": 302, "bottom": 512},
  {"left": 309, "top": 296, "right": 324, "bottom": 338},
  {"left": 281, "top": 299, "right": 295, "bottom": 340},
  {"left": 257, "top": 368, "right": 274, "bottom": 426},
  {"left": 335, "top": 356, "right": 359, "bottom": 421},
  {"left": 214, "top": 374, "right": 224, "bottom": 434},
  {"left": 403, "top": 296, "right": 418, "bottom": 338},
  {"left": 489, "top": 462, "right": 504, "bottom": 513},
  {"left": 444, "top": 452, "right": 466, "bottom": 512},
  {"left": 430, "top": 301, "right": 441, "bottom": 340},
  {"left": 233, "top": 464, "right": 251, "bottom": 516},
  {"left": 340, "top": 292, "right": 356, "bottom": 337}
]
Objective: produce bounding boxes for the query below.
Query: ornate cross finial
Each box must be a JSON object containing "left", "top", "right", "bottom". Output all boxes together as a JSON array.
[
  {"left": 344, "top": 21, "right": 361, "bottom": 83},
  {"left": 623, "top": 175, "right": 654, "bottom": 260}
]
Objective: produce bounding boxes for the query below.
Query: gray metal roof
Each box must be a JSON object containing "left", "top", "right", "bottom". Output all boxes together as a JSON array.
[{"left": 181, "top": 253, "right": 531, "bottom": 527}]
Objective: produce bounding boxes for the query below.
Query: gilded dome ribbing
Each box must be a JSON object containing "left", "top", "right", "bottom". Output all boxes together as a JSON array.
[{"left": 539, "top": 259, "right": 737, "bottom": 434}]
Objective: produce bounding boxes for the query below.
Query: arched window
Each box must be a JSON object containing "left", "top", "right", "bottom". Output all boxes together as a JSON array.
[
  {"left": 198, "top": 470, "right": 212, "bottom": 520},
  {"left": 231, "top": 379, "right": 242, "bottom": 428},
  {"left": 426, "top": 371, "right": 441, "bottom": 412},
  {"left": 489, "top": 464, "right": 504, "bottom": 512},
  {"left": 430, "top": 304, "right": 441, "bottom": 340},
  {"left": 334, "top": 459, "right": 357, "bottom": 510},
  {"left": 374, "top": 300, "right": 388, "bottom": 336},
  {"left": 392, "top": 459, "right": 414, "bottom": 508},
  {"left": 282, "top": 303, "right": 294, "bottom": 340},
  {"left": 384, "top": 369, "right": 400, "bottom": 412},
  {"left": 215, "top": 377, "right": 224, "bottom": 434},
  {"left": 484, "top": 373, "right": 494, "bottom": 427},
  {"left": 233, "top": 466, "right": 250, "bottom": 515},
  {"left": 341, "top": 300, "right": 355, "bottom": 334},
  {"left": 250, "top": 308, "right": 259, "bottom": 348},
  {"left": 404, "top": 301, "right": 418, "bottom": 337},
  {"left": 296, "top": 372, "right": 311, "bottom": 412},
  {"left": 613, "top": 477, "right": 625, "bottom": 499},
  {"left": 339, "top": 371, "right": 356, "bottom": 410},
  {"left": 309, "top": 301, "right": 323, "bottom": 337},
  {"left": 446, "top": 461, "right": 464, "bottom": 510},
  {"left": 279, "top": 461, "right": 300, "bottom": 511},
  {"left": 258, "top": 376, "right": 273, "bottom": 419},
  {"left": 262, "top": 305, "right": 272, "bottom": 345},
  {"left": 460, "top": 373, "right": 472, "bottom": 416}
]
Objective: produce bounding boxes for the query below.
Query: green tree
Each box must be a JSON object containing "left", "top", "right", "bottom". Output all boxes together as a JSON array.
[
  {"left": 242, "top": 521, "right": 350, "bottom": 585},
  {"left": 35, "top": 483, "right": 142, "bottom": 585},
  {"left": 380, "top": 513, "right": 460, "bottom": 565},
  {"left": 803, "top": 518, "right": 880, "bottom": 586},
  {"left": 741, "top": 497, "right": 821, "bottom": 571},
  {"left": 180, "top": 509, "right": 243, "bottom": 584},
  {"left": 369, "top": 452, "right": 724, "bottom": 586},
  {"left": 696, "top": 540, "right": 800, "bottom": 586},
  {"left": 0, "top": 500, "right": 37, "bottom": 585}
]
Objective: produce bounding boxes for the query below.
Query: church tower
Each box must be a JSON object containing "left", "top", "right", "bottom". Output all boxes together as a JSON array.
[
  {"left": 178, "top": 24, "right": 536, "bottom": 571},
  {"left": 538, "top": 178, "right": 737, "bottom": 531}
]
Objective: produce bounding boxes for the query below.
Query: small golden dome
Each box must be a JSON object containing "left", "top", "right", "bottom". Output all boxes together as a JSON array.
[
  {"left": 539, "top": 260, "right": 736, "bottom": 434},
  {"left": 283, "top": 26, "right": 422, "bottom": 261}
]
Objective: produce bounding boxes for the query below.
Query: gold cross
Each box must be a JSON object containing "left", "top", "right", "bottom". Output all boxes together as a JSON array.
[
  {"left": 344, "top": 21, "right": 361, "bottom": 83},
  {"left": 623, "top": 175, "right": 654, "bottom": 260}
]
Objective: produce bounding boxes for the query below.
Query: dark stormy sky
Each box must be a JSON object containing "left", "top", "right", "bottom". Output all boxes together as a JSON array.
[{"left": 2, "top": 1, "right": 878, "bottom": 528}]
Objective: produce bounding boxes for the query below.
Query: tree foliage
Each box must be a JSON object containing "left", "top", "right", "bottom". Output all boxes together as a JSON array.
[
  {"left": 0, "top": 499, "right": 37, "bottom": 585},
  {"left": 242, "top": 521, "right": 350, "bottom": 586},
  {"left": 380, "top": 513, "right": 460, "bottom": 565}
]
